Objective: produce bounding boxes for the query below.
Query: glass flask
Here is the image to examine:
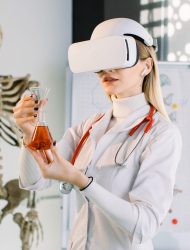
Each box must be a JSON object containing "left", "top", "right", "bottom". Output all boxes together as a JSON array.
[{"left": 27, "top": 86, "right": 54, "bottom": 151}]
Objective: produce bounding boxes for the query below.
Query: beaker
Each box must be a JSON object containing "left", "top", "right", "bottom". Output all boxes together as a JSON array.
[{"left": 27, "top": 86, "right": 54, "bottom": 151}]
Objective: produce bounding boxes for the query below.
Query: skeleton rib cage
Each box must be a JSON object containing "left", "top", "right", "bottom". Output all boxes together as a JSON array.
[{"left": 0, "top": 74, "right": 39, "bottom": 147}]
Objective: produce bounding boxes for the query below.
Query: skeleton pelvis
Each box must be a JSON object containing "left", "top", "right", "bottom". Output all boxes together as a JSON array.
[{"left": 0, "top": 179, "right": 30, "bottom": 222}]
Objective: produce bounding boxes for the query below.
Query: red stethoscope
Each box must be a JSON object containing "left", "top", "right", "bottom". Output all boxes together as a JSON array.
[{"left": 60, "top": 105, "right": 156, "bottom": 194}]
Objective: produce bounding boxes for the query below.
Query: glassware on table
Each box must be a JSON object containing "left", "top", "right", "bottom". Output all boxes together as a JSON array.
[{"left": 27, "top": 86, "right": 54, "bottom": 152}]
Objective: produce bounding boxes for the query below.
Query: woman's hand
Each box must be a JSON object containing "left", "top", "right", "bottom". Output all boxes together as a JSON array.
[
  {"left": 13, "top": 95, "right": 47, "bottom": 144},
  {"left": 13, "top": 95, "right": 39, "bottom": 141},
  {"left": 28, "top": 145, "right": 89, "bottom": 189}
]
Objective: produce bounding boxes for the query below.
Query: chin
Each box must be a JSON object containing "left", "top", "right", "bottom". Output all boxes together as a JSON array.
[{"left": 104, "top": 86, "right": 118, "bottom": 95}]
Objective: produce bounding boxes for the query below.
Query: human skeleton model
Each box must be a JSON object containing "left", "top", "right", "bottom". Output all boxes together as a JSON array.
[{"left": 0, "top": 74, "right": 43, "bottom": 249}]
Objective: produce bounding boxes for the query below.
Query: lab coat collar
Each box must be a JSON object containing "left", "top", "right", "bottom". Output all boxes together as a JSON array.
[
  {"left": 89, "top": 108, "right": 112, "bottom": 142},
  {"left": 90, "top": 103, "right": 151, "bottom": 140}
]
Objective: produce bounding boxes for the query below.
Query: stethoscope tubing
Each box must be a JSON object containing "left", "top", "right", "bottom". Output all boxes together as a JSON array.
[{"left": 60, "top": 106, "right": 156, "bottom": 194}]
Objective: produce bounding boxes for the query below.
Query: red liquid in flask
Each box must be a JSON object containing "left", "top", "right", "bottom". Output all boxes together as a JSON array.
[{"left": 28, "top": 125, "right": 53, "bottom": 151}]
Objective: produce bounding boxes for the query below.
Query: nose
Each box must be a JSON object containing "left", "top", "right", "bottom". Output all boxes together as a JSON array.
[
  {"left": 105, "top": 69, "right": 114, "bottom": 73},
  {"left": 100, "top": 69, "right": 114, "bottom": 75},
  {"left": 96, "top": 69, "right": 115, "bottom": 75}
]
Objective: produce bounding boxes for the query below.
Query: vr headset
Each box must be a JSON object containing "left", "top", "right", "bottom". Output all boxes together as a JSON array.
[
  {"left": 68, "top": 35, "right": 138, "bottom": 73},
  {"left": 68, "top": 18, "right": 157, "bottom": 73}
]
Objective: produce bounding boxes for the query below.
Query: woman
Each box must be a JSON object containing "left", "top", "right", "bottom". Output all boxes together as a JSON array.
[{"left": 13, "top": 18, "right": 182, "bottom": 250}]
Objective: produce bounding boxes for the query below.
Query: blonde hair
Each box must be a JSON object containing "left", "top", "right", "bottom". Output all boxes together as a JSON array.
[
  {"left": 136, "top": 40, "right": 170, "bottom": 121},
  {"left": 0, "top": 25, "right": 3, "bottom": 47}
]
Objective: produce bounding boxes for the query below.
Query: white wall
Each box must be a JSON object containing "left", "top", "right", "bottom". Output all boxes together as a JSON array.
[
  {"left": 0, "top": 0, "right": 72, "bottom": 139},
  {"left": 0, "top": 0, "right": 72, "bottom": 250}
]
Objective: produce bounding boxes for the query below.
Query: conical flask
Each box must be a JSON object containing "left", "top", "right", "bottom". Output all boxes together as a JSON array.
[
  {"left": 27, "top": 110, "right": 53, "bottom": 150},
  {"left": 27, "top": 87, "right": 53, "bottom": 151}
]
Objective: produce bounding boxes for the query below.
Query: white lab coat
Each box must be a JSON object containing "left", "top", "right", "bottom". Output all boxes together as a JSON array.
[{"left": 19, "top": 103, "right": 182, "bottom": 250}]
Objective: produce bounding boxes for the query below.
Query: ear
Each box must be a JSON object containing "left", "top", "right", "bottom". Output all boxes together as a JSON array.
[{"left": 144, "top": 57, "right": 153, "bottom": 75}]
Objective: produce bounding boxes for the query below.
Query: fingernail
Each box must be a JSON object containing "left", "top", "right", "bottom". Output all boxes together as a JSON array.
[
  {"left": 53, "top": 140, "right": 56, "bottom": 146},
  {"left": 34, "top": 107, "right": 39, "bottom": 111}
]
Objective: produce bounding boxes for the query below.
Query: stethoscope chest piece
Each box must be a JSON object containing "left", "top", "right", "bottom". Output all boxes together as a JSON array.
[{"left": 59, "top": 181, "right": 74, "bottom": 194}]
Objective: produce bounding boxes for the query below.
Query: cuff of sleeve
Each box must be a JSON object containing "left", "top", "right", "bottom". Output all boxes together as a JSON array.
[
  {"left": 79, "top": 176, "right": 93, "bottom": 191},
  {"left": 19, "top": 176, "right": 52, "bottom": 191}
]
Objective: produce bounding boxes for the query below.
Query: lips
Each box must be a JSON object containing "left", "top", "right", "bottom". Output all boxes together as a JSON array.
[{"left": 103, "top": 76, "right": 118, "bottom": 82}]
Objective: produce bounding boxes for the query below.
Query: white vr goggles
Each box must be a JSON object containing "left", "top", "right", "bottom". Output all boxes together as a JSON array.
[{"left": 68, "top": 18, "right": 157, "bottom": 73}]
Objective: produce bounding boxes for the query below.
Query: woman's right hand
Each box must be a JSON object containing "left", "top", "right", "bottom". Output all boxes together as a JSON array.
[{"left": 13, "top": 95, "right": 40, "bottom": 143}]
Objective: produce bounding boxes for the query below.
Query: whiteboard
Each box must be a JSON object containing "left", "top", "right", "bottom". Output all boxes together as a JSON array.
[{"left": 67, "top": 62, "right": 190, "bottom": 249}]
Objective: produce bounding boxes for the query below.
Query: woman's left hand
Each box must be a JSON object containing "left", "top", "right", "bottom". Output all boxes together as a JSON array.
[{"left": 28, "top": 145, "right": 89, "bottom": 189}]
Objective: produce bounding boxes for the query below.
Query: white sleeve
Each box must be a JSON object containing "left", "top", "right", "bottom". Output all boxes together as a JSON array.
[
  {"left": 81, "top": 123, "right": 182, "bottom": 244},
  {"left": 19, "top": 113, "right": 99, "bottom": 191},
  {"left": 19, "top": 146, "right": 52, "bottom": 190}
]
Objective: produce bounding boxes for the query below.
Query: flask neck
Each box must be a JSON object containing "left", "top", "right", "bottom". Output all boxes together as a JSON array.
[{"left": 38, "top": 109, "right": 47, "bottom": 126}]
